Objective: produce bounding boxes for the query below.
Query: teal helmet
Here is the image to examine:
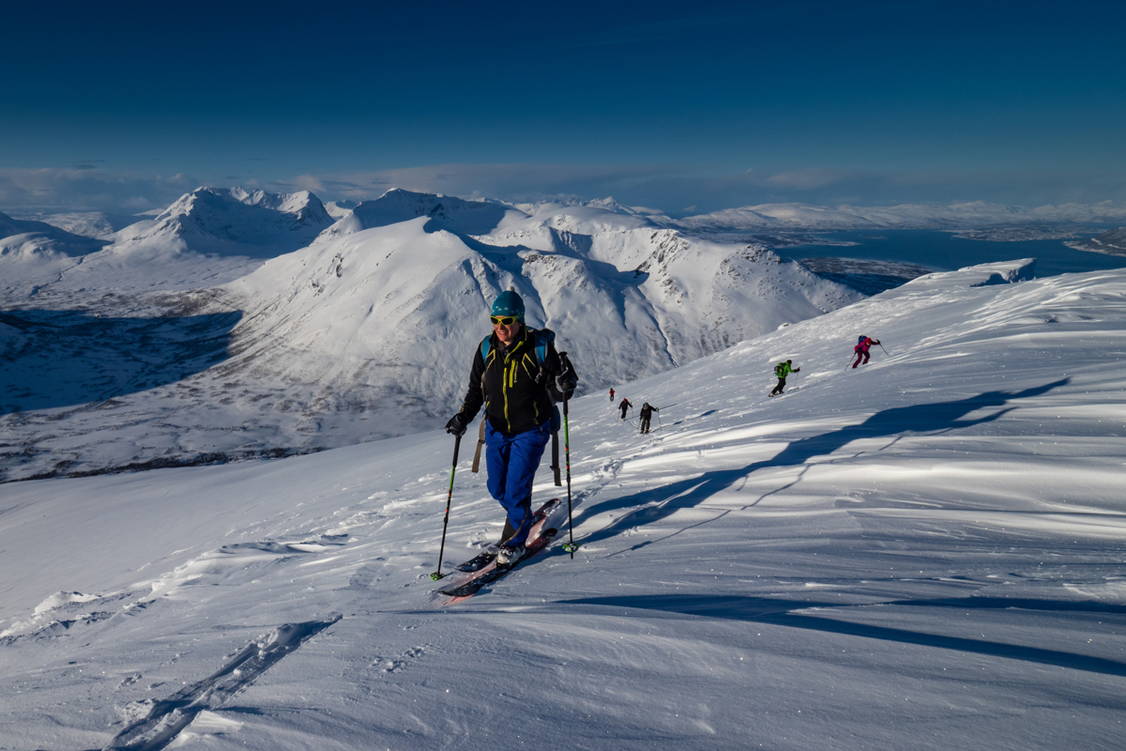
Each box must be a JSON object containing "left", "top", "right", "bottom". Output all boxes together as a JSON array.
[{"left": 490, "top": 290, "right": 525, "bottom": 320}]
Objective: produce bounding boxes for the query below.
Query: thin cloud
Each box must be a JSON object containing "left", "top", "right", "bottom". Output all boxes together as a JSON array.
[
  {"left": 766, "top": 168, "right": 857, "bottom": 190},
  {"left": 0, "top": 168, "right": 198, "bottom": 212},
  {"left": 3, "top": 164, "right": 1124, "bottom": 217}
]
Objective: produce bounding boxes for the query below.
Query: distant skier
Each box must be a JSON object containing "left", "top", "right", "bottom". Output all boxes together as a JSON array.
[
  {"left": 618, "top": 397, "right": 633, "bottom": 420},
  {"left": 609, "top": 387, "right": 615, "bottom": 402},
  {"left": 852, "top": 336, "right": 881, "bottom": 368},
  {"left": 769, "top": 359, "right": 800, "bottom": 396},
  {"left": 445, "top": 290, "right": 578, "bottom": 566},
  {"left": 639, "top": 402, "right": 659, "bottom": 433}
]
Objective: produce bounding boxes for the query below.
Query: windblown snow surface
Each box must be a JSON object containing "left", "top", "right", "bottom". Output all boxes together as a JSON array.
[{"left": 1, "top": 259, "right": 1124, "bottom": 750}]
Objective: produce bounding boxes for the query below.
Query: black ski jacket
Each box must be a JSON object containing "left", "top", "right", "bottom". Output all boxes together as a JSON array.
[{"left": 455, "top": 326, "right": 566, "bottom": 436}]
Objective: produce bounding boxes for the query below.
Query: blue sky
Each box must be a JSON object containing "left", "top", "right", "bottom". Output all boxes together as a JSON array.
[{"left": 2, "top": 0, "right": 1124, "bottom": 213}]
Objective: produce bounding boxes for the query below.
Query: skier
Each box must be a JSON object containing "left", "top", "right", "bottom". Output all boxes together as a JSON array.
[
  {"left": 445, "top": 290, "right": 578, "bottom": 566},
  {"left": 770, "top": 359, "right": 800, "bottom": 396},
  {"left": 852, "top": 335, "right": 881, "bottom": 368},
  {"left": 609, "top": 387, "right": 615, "bottom": 402},
  {"left": 618, "top": 397, "right": 633, "bottom": 420},
  {"left": 639, "top": 402, "right": 659, "bottom": 433}
]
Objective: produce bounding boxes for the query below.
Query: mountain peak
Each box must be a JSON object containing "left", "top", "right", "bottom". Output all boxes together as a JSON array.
[{"left": 119, "top": 186, "right": 334, "bottom": 258}]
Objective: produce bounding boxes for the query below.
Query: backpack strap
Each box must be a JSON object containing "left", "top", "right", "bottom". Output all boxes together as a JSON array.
[
  {"left": 532, "top": 328, "right": 555, "bottom": 366},
  {"left": 470, "top": 417, "right": 486, "bottom": 474},
  {"left": 482, "top": 329, "right": 552, "bottom": 365},
  {"left": 550, "top": 430, "right": 561, "bottom": 486},
  {"left": 472, "top": 335, "right": 494, "bottom": 475}
]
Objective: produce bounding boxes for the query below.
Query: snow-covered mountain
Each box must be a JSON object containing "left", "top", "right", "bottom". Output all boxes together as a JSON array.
[
  {"left": 2, "top": 258, "right": 1123, "bottom": 750},
  {"left": 111, "top": 186, "right": 333, "bottom": 259},
  {"left": 0, "top": 210, "right": 107, "bottom": 260},
  {"left": 0, "top": 188, "right": 339, "bottom": 300},
  {"left": 323, "top": 199, "right": 360, "bottom": 219},
  {"left": 0, "top": 212, "right": 110, "bottom": 294},
  {"left": 320, "top": 188, "right": 519, "bottom": 236},
  {"left": 14, "top": 186, "right": 1125, "bottom": 484},
  {"left": 0, "top": 189, "right": 859, "bottom": 481},
  {"left": 12, "top": 210, "right": 145, "bottom": 240},
  {"left": 678, "top": 200, "right": 1126, "bottom": 231}
]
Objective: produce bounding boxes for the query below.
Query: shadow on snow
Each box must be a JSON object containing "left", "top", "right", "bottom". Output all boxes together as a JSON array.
[
  {"left": 0, "top": 308, "right": 242, "bottom": 414},
  {"left": 551, "top": 593, "right": 1126, "bottom": 678},
  {"left": 565, "top": 379, "right": 1070, "bottom": 553}
]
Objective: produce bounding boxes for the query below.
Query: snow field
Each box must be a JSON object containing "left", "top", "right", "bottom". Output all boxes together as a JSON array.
[{"left": 0, "top": 260, "right": 1124, "bottom": 749}]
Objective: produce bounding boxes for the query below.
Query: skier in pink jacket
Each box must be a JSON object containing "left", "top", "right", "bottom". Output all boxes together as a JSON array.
[{"left": 852, "top": 335, "right": 881, "bottom": 368}]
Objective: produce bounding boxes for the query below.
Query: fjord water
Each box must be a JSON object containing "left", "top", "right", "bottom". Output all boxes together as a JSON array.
[{"left": 774, "top": 229, "right": 1126, "bottom": 277}]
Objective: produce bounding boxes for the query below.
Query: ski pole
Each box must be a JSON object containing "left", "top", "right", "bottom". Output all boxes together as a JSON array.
[
  {"left": 879, "top": 342, "right": 891, "bottom": 356},
  {"left": 430, "top": 433, "right": 462, "bottom": 580},
  {"left": 561, "top": 391, "right": 578, "bottom": 557}
]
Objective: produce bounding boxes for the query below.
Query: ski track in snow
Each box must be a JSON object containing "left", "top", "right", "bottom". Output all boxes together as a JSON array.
[{"left": 103, "top": 616, "right": 340, "bottom": 751}]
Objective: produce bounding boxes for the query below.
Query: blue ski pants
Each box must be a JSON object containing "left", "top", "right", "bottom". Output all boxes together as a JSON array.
[{"left": 485, "top": 420, "right": 551, "bottom": 547}]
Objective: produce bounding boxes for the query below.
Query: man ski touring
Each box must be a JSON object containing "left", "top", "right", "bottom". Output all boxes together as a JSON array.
[
  {"left": 852, "top": 335, "right": 881, "bottom": 368},
  {"left": 445, "top": 290, "right": 578, "bottom": 566},
  {"left": 770, "top": 359, "right": 800, "bottom": 396},
  {"left": 609, "top": 387, "right": 615, "bottom": 402},
  {"left": 618, "top": 397, "right": 633, "bottom": 420},
  {"left": 639, "top": 402, "right": 659, "bottom": 433}
]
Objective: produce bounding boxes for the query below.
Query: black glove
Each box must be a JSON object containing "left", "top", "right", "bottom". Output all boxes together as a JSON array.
[
  {"left": 551, "top": 352, "right": 577, "bottom": 399},
  {"left": 445, "top": 413, "right": 469, "bottom": 436},
  {"left": 557, "top": 375, "right": 576, "bottom": 400},
  {"left": 556, "top": 359, "right": 577, "bottom": 399},
  {"left": 794, "top": 368, "right": 801, "bottom": 373}
]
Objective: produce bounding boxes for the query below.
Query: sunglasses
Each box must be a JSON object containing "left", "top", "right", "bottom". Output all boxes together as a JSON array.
[{"left": 490, "top": 315, "right": 521, "bottom": 326}]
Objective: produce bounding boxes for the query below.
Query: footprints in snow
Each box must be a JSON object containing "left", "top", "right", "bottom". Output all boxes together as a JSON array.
[{"left": 370, "top": 644, "right": 431, "bottom": 674}]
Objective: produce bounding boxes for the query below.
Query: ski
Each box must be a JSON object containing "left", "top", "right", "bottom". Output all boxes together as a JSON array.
[
  {"left": 438, "top": 527, "right": 559, "bottom": 599},
  {"left": 448, "top": 498, "right": 560, "bottom": 574},
  {"left": 455, "top": 549, "right": 497, "bottom": 573}
]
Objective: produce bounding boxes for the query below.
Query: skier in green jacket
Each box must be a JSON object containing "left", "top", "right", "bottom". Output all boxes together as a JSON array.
[{"left": 769, "top": 359, "right": 800, "bottom": 397}]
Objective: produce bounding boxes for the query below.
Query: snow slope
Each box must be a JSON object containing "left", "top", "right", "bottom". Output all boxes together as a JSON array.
[
  {"left": 1, "top": 260, "right": 1123, "bottom": 750},
  {"left": 0, "top": 212, "right": 108, "bottom": 258},
  {"left": 0, "top": 211, "right": 109, "bottom": 293}
]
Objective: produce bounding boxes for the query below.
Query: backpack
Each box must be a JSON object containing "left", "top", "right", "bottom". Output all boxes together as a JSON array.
[
  {"left": 774, "top": 362, "right": 787, "bottom": 378},
  {"left": 479, "top": 328, "right": 563, "bottom": 403}
]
